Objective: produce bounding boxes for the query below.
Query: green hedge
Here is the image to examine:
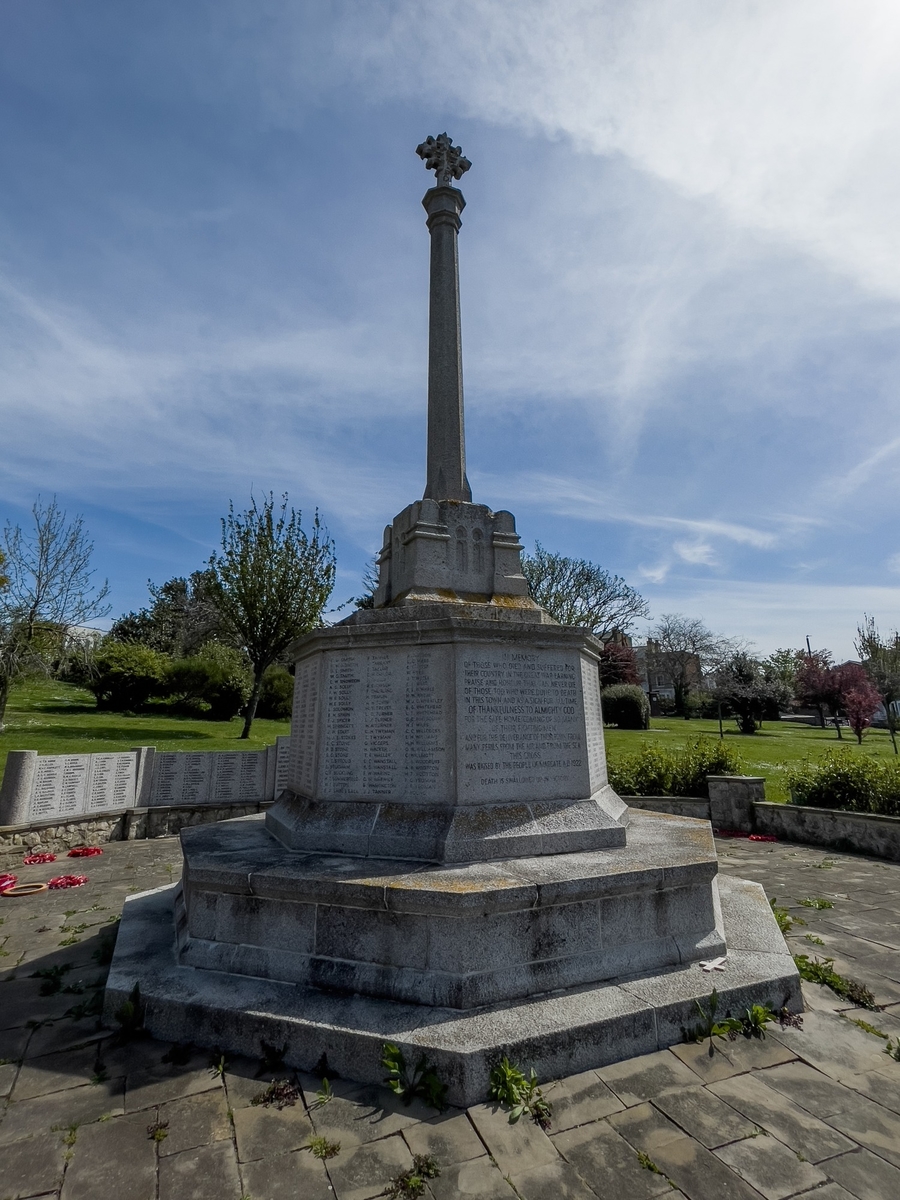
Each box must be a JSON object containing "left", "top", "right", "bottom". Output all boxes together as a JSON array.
[
  {"left": 787, "top": 750, "right": 900, "bottom": 816},
  {"left": 601, "top": 684, "right": 650, "bottom": 729},
  {"left": 608, "top": 737, "right": 744, "bottom": 798}
]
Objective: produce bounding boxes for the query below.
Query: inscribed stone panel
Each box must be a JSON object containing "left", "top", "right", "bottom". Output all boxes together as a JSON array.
[
  {"left": 457, "top": 647, "right": 590, "bottom": 804},
  {"left": 87, "top": 753, "right": 137, "bottom": 812},
  {"left": 150, "top": 753, "right": 212, "bottom": 806},
  {"left": 29, "top": 755, "right": 91, "bottom": 820},
  {"left": 315, "top": 645, "right": 451, "bottom": 803},
  {"left": 580, "top": 656, "right": 608, "bottom": 790},
  {"left": 290, "top": 657, "right": 321, "bottom": 796},
  {"left": 273, "top": 735, "right": 292, "bottom": 799},
  {"left": 211, "top": 752, "right": 267, "bottom": 802}
]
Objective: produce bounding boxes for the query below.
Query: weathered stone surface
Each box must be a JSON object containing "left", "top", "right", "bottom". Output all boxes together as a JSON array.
[
  {"left": 176, "top": 811, "right": 726, "bottom": 1008},
  {"left": 401, "top": 1110, "right": 485, "bottom": 1163},
  {"left": 467, "top": 1102, "right": 558, "bottom": 1174},
  {"left": 239, "top": 1148, "right": 335, "bottom": 1200},
  {"left": 653, "top": 1084, "right": 759, "bottom": 1148},
  {"left": 0, "top": 1128, "right": 66, "bottom": 1198},
  {"left": 232, "top": 1101, "right": 315, "bottom": 1161},
  {"left": 158, "top": 1140, "right": 242, "bottom": 1200},
  {"left": 510, "top": 1157, "right": 600, "bottom": 1199},
  {"left": 714, "top": 1136, "right": 826, "bottom": 1199},
  {"left": 156, "top": 1089, "right": 232, "bottom": 1156},
  {"left": 552, "top": 1119, "right": 674, "bottom": 1198},
  {"left": 823, "top": 1147, "right": 900, "bottom": 1200},
  {"left": 106, "top": 837, "right": 799, "bottom": 1108},
  {"left": 544, "top": 1069, "right": 624, "bottom": 1132},
  {"left": 427, "top": 1156, "right": 515, "bottom": 1199},
  {"left": 60, "top": 1111, "right": 157, "bottom": 1200},
  {"left": 324, "top": 1132, "right": 413, "bottom": 1200},
  {"left": 710, "top": 1073, "right": 856, "bottom": 1162},
  {"left": 269, "top": 611, "right": 626, "bottom": 862}
]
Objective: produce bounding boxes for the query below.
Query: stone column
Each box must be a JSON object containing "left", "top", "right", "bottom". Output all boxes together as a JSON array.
[{"left": 422, "top": 186, "right": 472, "bottom": 504}]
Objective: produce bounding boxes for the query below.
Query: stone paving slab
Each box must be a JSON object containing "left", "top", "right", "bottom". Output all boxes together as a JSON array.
[{"left": 1, "top": 834, "right": 900, "bottom": 1199}]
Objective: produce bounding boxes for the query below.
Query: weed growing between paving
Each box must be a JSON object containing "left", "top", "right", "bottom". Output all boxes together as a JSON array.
[
  {"left": 885, "top": 1038, "right": 900, "bottom": 1061},
  {"left": 686, "top": 988, "right": 785, "bottom": 1053},
  {"left": 793, "top": 955, "right": 878, "bottom": 1009},
  {"left": 847, "top": 1017, "right": 887, "bottom": 1039},
  {"left": 311, "top": 1077, "right": 333, "bottom": 1108},
  {"left": 382, "top": 1042, "right": 448, "bottom": 1112},
  {"left": 769, "top": 899, "right": 805, "bottom": 935},
  {"left": 147, "top": 1119, "right": 169, "bottom": 1142},
  {"left": 798, "top": 897, "right": 834, "bottom": 910},
  {"left": 382, "top": 1154, "right": 441, "bottom": 1198},
  {"left": 250, "top": 1079, "right": 300, "bottom": 1109},
  {"left": 304, "top": 1135, "right": 340, "bottom": 1159},
  {"left": 487, "top": 1056, "right": 553, "bottom": 1129}
]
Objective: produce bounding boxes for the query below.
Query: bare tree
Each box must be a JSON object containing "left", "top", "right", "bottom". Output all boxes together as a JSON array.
[
  {"left": 521, "top": 543, "right": 649, "bottom": 637},
  {"left": 645, "top": 613, "right": 737, "bottom": 716},
  {"left": 207, "top": 493, "right": 336, "bottom": 739},
  {"left": 0, "top": 497, "right": 110, "bottom": 728}
]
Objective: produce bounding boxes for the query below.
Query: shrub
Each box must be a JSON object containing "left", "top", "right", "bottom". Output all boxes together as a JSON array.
[
  {"left": 787, "top": 750, "right": 900, "bottom": 816},
  {"left": 255, "top": 665, "right": 294, "bottom": 720},
  {"left": 602, "top": 684, "right": 650, "bottom": 729},
  {"left": 609, "top": 737, "right": 743, "bottom": 798},
  {"left": 90, "top": 642, "right": 169, "bottom": 711},
  {"left": 165, "top": 643, "right": 253, "bottom": 721}
]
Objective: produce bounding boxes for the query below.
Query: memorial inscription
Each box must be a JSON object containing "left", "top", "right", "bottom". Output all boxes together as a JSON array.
[
  {"left": 312, "top": 645, "right": 450, "bottom": 802},
  {"left": 458, "top": 649, "right": 588, "bottom": 802}
]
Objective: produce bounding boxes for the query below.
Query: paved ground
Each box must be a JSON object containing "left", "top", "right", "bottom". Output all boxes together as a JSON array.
[{"left": 1, "top": 834, "right": 899, "bottom": 1200}]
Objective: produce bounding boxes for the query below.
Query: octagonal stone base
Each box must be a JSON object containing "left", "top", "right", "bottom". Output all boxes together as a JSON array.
[
  {"left": 176, "top": 810, "right": 724, "bottom": 1009},
  {"left": 105, "top": 816, "right": 801, "bottom": 1108}
]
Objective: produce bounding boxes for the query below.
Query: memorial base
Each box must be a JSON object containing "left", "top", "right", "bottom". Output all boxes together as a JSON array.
[{"left": 106, "top": 812, "right": 801, "bottom": 1108}]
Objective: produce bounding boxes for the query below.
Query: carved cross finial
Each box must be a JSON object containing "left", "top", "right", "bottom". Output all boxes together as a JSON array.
[{"left": 416, "top": 133, "right": 471, "bottom": 187}]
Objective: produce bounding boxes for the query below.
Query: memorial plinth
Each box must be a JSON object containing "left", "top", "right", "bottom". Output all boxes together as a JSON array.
[{"left": 107, "top": 133, "right": 800, "bottom": 1102}]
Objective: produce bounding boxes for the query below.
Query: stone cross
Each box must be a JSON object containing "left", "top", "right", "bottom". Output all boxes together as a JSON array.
[
  {"left": 418, "top": 135, "right": 473, "bottom": 502},
  {"left": 416, "top": 133, "right": 471, "bottom": 187}
]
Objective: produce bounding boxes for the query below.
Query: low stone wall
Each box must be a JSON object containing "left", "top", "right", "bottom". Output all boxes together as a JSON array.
[
  {"left": 626, "top": 776, "right": 763, "bottom": 833},
  {"left": 627, "top": 797, "right": 709, "bottom": 817},
  {"left": 0, "top": 800, "right": 272, "bottom": 858},
  {"left": 755, "top": 802, "right": 900, "bottom": 862}
]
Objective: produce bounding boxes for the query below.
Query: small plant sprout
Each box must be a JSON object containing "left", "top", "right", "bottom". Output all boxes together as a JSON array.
[
  {"left": 382, "top": 1154, "right": 441, "bottom": 1198},
  {"left": 769, "top": 900, "right": 795, "bottom": 936},
  {"left": 312, "top": 1077, "right": 333, "bottom": 1108},
  {"left": 797, "top": 897, "right": 834, "bottom": 910},
  {"left": 487, "top": 1056, "right": 553, "bottom": 1129},
  {"left": 209, "top": 1054, "right": 227, "bottom": 1079},
  {"left": 847, "top": 1017, "right": 887, "bottom": 1039},
  {"left": 884, "top": 1038, "right": 900, "bottom": 1062},
  {"left": 304, "top": 1135, "right": 341, "bottom": 1160},
  {"left": 147, "top": 1119, "right": 169, "bottom": 1142},
  {"left": 382, "top": 1042, "right": 448, "bottom": 1112},
  {"left": 805, "top": 934, "right": 825, "bottom": 946},
  {"left": 636, "top": 1151, "right": 663, "bottom": 1174}
]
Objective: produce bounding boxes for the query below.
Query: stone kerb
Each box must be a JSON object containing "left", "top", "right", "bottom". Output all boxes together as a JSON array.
[{"left": 0, "top": 736, "right": 292, "bottom": 828}]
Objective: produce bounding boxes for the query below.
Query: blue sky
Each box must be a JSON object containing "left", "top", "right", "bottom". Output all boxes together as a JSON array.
[{"left": 2, "top": 0, "right": 900, "bottom": 659}]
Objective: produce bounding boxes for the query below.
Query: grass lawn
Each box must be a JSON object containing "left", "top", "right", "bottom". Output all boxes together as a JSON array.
[
  {"left": 2, "top": 680, "right": 897, "bottom": 804},
  {"left": 0, "top": 678, "right": 291, "bottom": 777},
  {"left": 604, "top": 717, "right": 899, "bottom": 802}
]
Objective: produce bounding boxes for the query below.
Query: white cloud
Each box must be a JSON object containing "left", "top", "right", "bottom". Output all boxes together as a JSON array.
[
  {"left": 885, "top": 553, "right": 900, "bottom": 575},
  {"left": 673, "top": 539, "right": 717, "bottom": 566},
  {"left": 346, "top": 0, "right": 900, "bottom": 298}
]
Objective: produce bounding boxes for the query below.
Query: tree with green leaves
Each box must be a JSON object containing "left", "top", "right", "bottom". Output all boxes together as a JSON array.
[
  {"left": 712, "top": 652, "right": 792, "bottom": 734},
  {"left": 110, "top": 569, "right": 227, "bottom": 656},
  {"left": 521, "top": 543, "right": 649, "bottom": 637},
  {"left": 206, "top": 494, "right": 336, "bottom": 739},
  {"left": 855, "top": 615, "right": 900, "bottom": 754},
  {"left": 0, "top": 498, "right": 109, "bottom": 730}
]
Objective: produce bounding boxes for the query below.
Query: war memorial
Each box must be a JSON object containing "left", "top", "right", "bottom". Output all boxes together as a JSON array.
[{"left": 106, "top": 135, "right": 800, "bottom": 1108}]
